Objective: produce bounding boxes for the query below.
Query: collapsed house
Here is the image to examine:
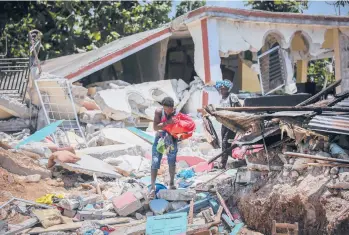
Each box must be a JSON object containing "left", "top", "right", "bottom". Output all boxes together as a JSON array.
[{"left": 0, "top": 6, "right": 349, "bottom": 235}]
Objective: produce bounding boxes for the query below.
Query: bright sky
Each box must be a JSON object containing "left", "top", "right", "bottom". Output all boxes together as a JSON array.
[{"left": 169, "top": 1, "right": 349, "bottom": 18}]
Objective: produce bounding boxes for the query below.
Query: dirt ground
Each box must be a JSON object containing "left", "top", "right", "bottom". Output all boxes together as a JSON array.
[{"left": 0, "top": 167, "right": 67, "bottom": 204}]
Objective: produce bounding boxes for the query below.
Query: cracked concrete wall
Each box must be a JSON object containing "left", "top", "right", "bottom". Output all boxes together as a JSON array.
[
  {"left": 187, "top": 21, "right": 206, "bottom": 84},
  {"left": 214, "top": 20, "right": 327, "bottom": 57},
  {"left": 187, "top": 18, "right": 332, "bottom": 92}
]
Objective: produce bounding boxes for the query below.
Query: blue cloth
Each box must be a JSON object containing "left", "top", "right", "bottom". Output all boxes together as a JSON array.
[
  {"left": 215, "top": 80, "right": 233, "bottom": 90},
  {"left": 152, "top": 131, "right": 178, "bottom": 170},
  {"left": 178, "top": 181, "right": 193, "bottom": 188},
  {"left": 177, "top": 169, "right": 195, "bottom": 179}
]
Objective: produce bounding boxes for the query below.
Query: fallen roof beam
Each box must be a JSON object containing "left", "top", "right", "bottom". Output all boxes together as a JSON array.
[
  {"left": 284, "top": 152, "right": 349, "bottom": 164},
  {"left": 296, "top": 79, "right": 341, "bottom": 107},
  {"left": 216, "top": 105, "right": 349, "bottom": 113}
]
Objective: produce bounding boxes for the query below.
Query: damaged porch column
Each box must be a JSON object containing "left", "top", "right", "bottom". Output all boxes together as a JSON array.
[
  {"left": 333, "top": 29, "right": 349, "bottom": 93},
  {"left": 296, "top": 60, "right": 308, "bottom": 84},
  {"left": 188, "top": 18, "right": 222, "bottom": 107}
]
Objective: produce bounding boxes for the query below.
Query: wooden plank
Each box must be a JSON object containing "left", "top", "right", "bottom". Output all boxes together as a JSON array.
[
  {"left": 25, "top": 217, "right": 130, "bottom": 234},
  {"left": 275, "top": 223, "right": 298, "bottom": 229},
  {"left": 217, "top": 104, "right": 349, "bottom": 113},
  {"left": 216, "top": 192, "right": 233, "bottom": 221},
  {"left": 284, "top": 152, "right": 349, "bottom": 164},
  {"left": 188, "top": 199, "right": 194, "bottom": 224},
  {"left": 307, "top": 162, "right": 349, "bottom": 168}
]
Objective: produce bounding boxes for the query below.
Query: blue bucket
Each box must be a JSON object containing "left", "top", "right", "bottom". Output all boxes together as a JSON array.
[{"left": 147, "top": 183, "right": 167, "bottom": 198}]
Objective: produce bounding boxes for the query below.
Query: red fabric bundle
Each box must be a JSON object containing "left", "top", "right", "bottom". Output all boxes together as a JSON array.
[{"left": 163, "top": 113, "right": 196, "bottom": 140}]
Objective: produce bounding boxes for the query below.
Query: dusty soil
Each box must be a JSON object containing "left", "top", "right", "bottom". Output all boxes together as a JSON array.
[
  {"left": 234, "top": 168, "right": 349, "bottom": 235},
  {"left": 0, "top": 167, "right": 67, "bottom": 204}
]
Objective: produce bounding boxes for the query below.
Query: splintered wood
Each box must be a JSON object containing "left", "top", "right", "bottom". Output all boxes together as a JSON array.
[
  {"left": 216, "top": 192, "right": 233, "bottom": 221},
  {"left": 188, "top": 199, "right": 194, "bottom": 224}
]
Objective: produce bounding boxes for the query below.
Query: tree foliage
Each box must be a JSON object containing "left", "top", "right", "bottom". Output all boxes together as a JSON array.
[
  {"left": 332, "top": 0, "right": 349, "bottom": 7},
  {"left": 0, "top": 1, "right": 172, "bottom": 60},
  {"left": 326, "top": 1, "right": 349, "bottom": 15},
  {"left": 175, "top": 1, "right": 206, "bottom": 17},
  {"left": 245, "top": 0, "right": 308, "bottom": 13},
  {"left": 307, "top": 59, "right": 335, "bottom": 87}
]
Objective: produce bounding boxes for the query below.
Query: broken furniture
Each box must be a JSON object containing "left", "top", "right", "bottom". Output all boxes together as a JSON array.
[{"left": 272, "top": 220, "right": 299, "bottom": 235}]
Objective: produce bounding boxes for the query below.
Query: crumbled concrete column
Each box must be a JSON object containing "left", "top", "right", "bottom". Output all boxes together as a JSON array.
[{"left": 0, "top": 95, "right": 36, "bottom": 119}]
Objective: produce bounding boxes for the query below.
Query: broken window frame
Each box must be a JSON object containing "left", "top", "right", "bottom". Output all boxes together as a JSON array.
[
  {"left": 257, "top": 46, "right": 287, "bottom": 96},
  {"left": 0, "top": 57, "right": 30, "bottom": 102}
]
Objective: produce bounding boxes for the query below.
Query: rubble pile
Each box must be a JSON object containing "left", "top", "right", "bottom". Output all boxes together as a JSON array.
[
  {"left": 204, "top": 91, "right": 349, "bottom": 235},
  {"left": 0, "top": 123, "right": 245, "bottom": 234},
  {"left": 1, "top": 66, "right": 349, "bottom": 235},
  {"left": 0, "top": 75, "right": 252, "bottom": 234}
]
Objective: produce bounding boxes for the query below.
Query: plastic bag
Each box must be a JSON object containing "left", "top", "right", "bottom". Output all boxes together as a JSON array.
[{"left": 164, "top": 113, "right": 196, "bottom": 140}]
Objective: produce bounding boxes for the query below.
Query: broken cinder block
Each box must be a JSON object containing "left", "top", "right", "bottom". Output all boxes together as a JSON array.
[
  {"left": 76, "top": 211, "right": 116, "bottom": 221},
  {"left": 59, "top": 194, "right": 100, "bottom": 210},
  {"left": 112, "top": 191, "right": 143, "bottom": 216},
  {"left": 157, "top": 189, "right": 196, "bottom": 201},
  {"left": 63, "top": 209, "right": 77, "bottom": 218}
]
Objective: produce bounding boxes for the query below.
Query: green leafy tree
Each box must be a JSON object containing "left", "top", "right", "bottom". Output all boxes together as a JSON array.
[
  {"left": 245, "top": 0, "right": 308, "bottom": 13},
  {"left": 307, "top": 59, "right": 335, "bottom": 87},
  {"left": 0, "top": 1, "right": 172, "bottom": 60},
  {"left": 175, "top": 1, "right": 206, "bottom": 17}
]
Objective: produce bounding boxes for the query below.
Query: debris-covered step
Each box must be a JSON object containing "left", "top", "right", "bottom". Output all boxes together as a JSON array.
[{"left": 157, "top": 189, "right": 196, "bottom": 201}]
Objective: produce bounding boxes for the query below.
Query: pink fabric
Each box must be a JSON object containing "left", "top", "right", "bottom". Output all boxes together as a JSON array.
[
  {"left": 144, "top": 153, "right": 213, "bottom": 171},
  {"left": 193, "top": 162, "right": 213, "bottom": 172},
  {"left": 231, "top": 134, "right": 264, "bottom": 160},
  {"left": 232, "top": 145, "right": 264, "bottom": 160}
]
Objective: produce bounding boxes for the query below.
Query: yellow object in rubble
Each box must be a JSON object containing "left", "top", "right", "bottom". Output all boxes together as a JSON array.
[{"left": 36, "top": 194, "right": 64, "bottom": 205}]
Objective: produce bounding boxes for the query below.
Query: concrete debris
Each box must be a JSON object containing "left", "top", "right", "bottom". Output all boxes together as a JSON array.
[
  {"left": 157, "top": 189, "right": 196, "bottom": 201},
  {"left": 56, "top": 154, "right": 121, "bottom": 178},
  {"left": 19, "top": 142, "right": 53, "bottom": 158},
  {"left": 0, "top": 149, "right": 52, "bottom": 178},
  {"left": 76, "top": 144, "right": 143, "bottom": 160},
  {"left": 0, "top": 118, "right": 32, "bottom": 132},
  {"left": 101, "top": 128, "right": 151, "bottom": 149},
  {"left": 109, "top": 155, "right": 151, "bottom": 177},
  {"left": 2, "top": 36, "right": 349, "bottom": 235},
  {"left": 23, "top": 174, "right": 41, "bottom": 183},
  {"left": 112, "top": 192, "right": 143, "bottom": 216},
  {"left": 76, "top": 210, "right": 116, "bottom": 221},
  {"left": 0, "top": 95, "right": 37, "bottom": 119}
]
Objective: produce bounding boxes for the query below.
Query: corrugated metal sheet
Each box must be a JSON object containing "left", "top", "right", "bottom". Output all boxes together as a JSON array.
[
  {"left": 41, "top": 25, "right": 171, "bottom": 81},
  {"left": 308, "top": 97, "right": 349, "bottom": 135}
]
